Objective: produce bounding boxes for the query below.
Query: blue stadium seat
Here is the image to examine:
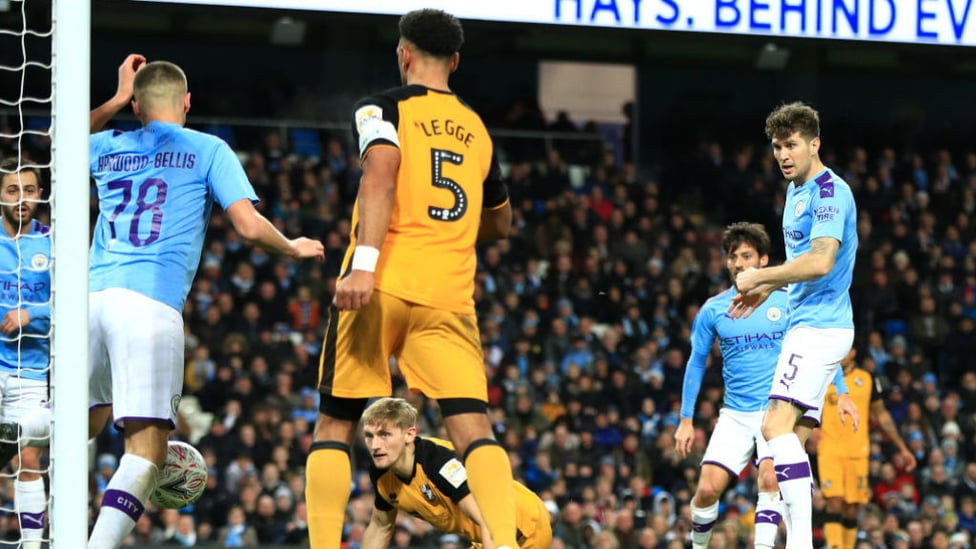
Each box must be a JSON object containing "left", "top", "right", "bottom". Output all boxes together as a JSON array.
[
  {"left": 202, "top": 125, "right": 236, "bottom": 148},
  {"left": 26, "top": 117, "right": 50, "bottom": 131},
  {"left": 884, "top": 319, "right": 908, "bottom": 338},
  {"left": 290, "top": 128, "right": 321, "bottom": 158}
]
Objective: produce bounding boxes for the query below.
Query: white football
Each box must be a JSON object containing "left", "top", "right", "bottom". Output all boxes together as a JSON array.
[{"left": 150, "top": 441, "right": 208, "bottom": 509}]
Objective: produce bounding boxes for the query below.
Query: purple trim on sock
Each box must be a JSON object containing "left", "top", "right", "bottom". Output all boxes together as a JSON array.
[
  {"left": 755, "top": 510, "right": 782, "bottom": 525},
  {"left": 18, "top": 511, "right": 45, "bottom": 529},
  {"left": 768, "top": 395, "right": 820, "bottom": 411},
  {"left": 112, "top": 416, "right": 176, "bottom": 431},
  {"left": 102, "top": 489, "right": 145, "bottom": 522},
  {"left": 691, "top": 520, "right": 717, "bottom": 533},
  {"left": 774, "top": 461, "right": 812, "bottom": 481},
  {"left": 702, "top": 460, "right": 739, "bottom": 479},
  {"left": 89, "top": 403, "right": 112, "bottom": 411}
]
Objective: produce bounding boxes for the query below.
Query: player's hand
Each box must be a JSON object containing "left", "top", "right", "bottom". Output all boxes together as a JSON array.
[
  {"left": 115, "top": 54, "right": 146, "bottom": 103},
  {"left": 290, "top": 237, "right": 325, "bottom": 261},
  {"left": 728, "top": 286, "right": 776, "bottom": 319},
  {"left": 836, "top": 393, "right": 860, "bottom": 432},
  {"left": 735, "top": 267, "right": 763, "bottom": 294},
  {"left": 333, "top": 270, "right": 374, "bottom": 311},
  {"left": 674, "top": 418, "right": 694, "bottom": 459},
  {"left": 729, "top": 268, "right": 777, "bottom": 318},
  {"left": 0, "top": 309, "right": 29, "bottom": 335},
  {"left": 900, "top": 447, "right": 918, "bottom": 472}
]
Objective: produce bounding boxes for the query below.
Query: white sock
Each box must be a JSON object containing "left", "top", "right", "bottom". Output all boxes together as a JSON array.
[
  {"left": 781, "top": 490, "right": 792, "bottom": 542},
  {"left": 88, "top": 454, "right": 158, "bottom": 549},
  {"left": 691, "top": 500, "right": 720, "bottom": 549},
  {"left": 754, "top": 490, "right": 782, "bottom": 549},
  {"left": 20, "top": 406, "right": 51, "bottom": 447},
  {"left": 768, "top": 434, "right": 813, "bottom": 549},
  {"left": 16, "top": 478, "right": 46, "bottom": 548}
]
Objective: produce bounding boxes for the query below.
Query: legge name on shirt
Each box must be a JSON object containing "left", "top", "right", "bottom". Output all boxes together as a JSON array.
[
  {"left": 97, "top": 151, "right": 197, "bottom": 172},
  {"left": 417, "top": 118, "right": 475, "bottom": 148}
]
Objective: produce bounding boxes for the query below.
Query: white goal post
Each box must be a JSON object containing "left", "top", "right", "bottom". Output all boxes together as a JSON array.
[{"left": 51, "top": 0, "right": 90, "bottom": 547}]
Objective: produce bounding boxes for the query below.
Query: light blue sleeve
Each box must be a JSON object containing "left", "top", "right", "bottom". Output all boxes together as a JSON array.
[
  {"left": 681, "top": 304, "right": 715, "bottom": 419},
  {"left": 206, "top": 140, "right": 259, "bottom": 209},
  {"left": 23, "top": 305, "right": 50, "bottom": 335},
  {"left": 810, "top": 180, "right": 854, "bottom": 242},
  {"left": 832, "top": 368, "right": 848, "bottom": 395}
]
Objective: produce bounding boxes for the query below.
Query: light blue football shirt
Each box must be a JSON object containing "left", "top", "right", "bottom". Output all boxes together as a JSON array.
[
  {"left": 90, "top": 121, "right": 257, "bottom": 312},
  {"left": 782, "top": 168, "right": 857, "bottom": 330},
  {"left": 682, "top": 287, "right": 789, "bottom": 416},
  {"left": 0, "top": 220, "right": 51, "bottom": 380},
  {"left": 680, "top": 286, "right": 848, "bottom": 417}
]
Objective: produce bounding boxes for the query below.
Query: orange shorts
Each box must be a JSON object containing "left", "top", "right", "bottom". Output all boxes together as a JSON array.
[
  {"left": 818, "top": 453, "right": 870, "bottom": 504},
  {"left": 516, "top": 488, "right": 553, "bottom": 549},
  {"left": 469, "top": 485, "right": 552, "bottom": 549},
  {"left": 318, "top": 290, "right": 487, "bottom": 401}
]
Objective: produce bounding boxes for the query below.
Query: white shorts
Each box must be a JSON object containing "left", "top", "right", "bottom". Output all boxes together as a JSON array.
[
  {"left": 769, "top": 326, "right": 854, "bottom": 424},
  {"left": 89, "top": 288, "right": 184, "bottom": 429},
  {"left": 0, "top": 372, "right": 47, "bottom": 423},
  {"left": 702, "top": 409, "right": 771, "bottom": 477}
]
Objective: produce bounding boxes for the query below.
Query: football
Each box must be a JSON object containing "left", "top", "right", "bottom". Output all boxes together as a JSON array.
[{"left": 149, "top": 441, "right": 208, "bottom": 509}]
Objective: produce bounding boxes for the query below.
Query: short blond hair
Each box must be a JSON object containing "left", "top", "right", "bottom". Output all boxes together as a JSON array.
[
  {"left": 133, "top": 61, "right": 187, "bottom": 114},
  {"left": 361, "top": 397, "right": 418, "bottom": 431}
]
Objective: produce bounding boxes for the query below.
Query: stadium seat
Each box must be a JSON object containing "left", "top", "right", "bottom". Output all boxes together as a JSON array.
[
  {"left": 289, "top": 128, "right": 321, "bottom": 158},
  {"left": 203, "top": 125, "right": 236, "bottom": 148}
]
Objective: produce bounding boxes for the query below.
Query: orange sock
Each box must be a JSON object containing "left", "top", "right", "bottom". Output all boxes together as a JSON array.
[
  {"left": 843, "top": 517, "right": 859, "bottom": 549},
  {"left": 306, "top": 442, "right": 352, "bottom": 549},
  {"left": 823, "top": 518, "right": 843, "bottom": 549},
  {"left": 464, "top": 440, "right": 519, "bottom": 548}
]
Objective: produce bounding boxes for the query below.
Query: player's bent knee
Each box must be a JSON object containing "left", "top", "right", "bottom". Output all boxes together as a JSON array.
[
  {"left": 123, "top": 420, "right": 172, "bottom": 467},
  {"left": 824, "top": 496, "right": 844, "bottom": 514},
  {"left": 757, "top": 464, "right": 779, "bottom": 492},
  {"left": 318, "top": 394, "right": 368, "bottom": 422},
  {"left": 762, "top": 404, "right": 799, "bottom": 440},
  {"left": 695, "top": 481, "right": 722, "bottom": 505}
]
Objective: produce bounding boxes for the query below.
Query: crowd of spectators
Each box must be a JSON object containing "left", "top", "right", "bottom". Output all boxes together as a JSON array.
[{"left": 1, "top": 110, "right": 975, "bottom": 549}]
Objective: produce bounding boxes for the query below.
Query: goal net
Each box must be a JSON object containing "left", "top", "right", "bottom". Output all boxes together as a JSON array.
[{"left": 1, "top": 0, "right": 90, "bottom": 547}]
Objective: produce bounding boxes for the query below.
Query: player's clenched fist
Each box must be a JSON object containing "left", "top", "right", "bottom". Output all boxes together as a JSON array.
[{"left": 333, "top": 271, "right": 374, "bottom": 311}]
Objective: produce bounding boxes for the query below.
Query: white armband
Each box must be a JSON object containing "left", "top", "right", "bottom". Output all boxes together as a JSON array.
[{"left": 351, "top": 246, "right": 380, "bottom": 272}]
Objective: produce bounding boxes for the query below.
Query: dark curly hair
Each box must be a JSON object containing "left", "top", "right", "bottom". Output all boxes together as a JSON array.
[
  {"left": 764, "top": 101, "right": 820, "bottom": 141},
  {"left": 722, "top": 222, "right": 771, "bottom": 257},
  {"left": 399, "top": 9, "right": 464, "bottom": 59}
]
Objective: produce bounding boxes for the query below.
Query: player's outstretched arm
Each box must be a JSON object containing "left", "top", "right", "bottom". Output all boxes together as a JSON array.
[
  {"left": 730, "top": 237, "right": 840, "bottom": 318},
  {"left": 225, "top": 199, "right": 324, "bottom": 260},
  {"left": 361, "top": 506, "right": 397, "bottom": 549},
  {"left": 871, "top": 400, "right": 917, "bottom": 472},
  {"left": 90, "top": 54, "right": 146, "bottom": 133},
  {"left": 739, "top": 237, "right": 839, "bottom": 292}
]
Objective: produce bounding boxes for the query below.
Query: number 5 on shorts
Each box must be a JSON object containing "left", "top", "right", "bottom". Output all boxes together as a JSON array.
[{"left": 783, "top": 353, "right": 802, "bottom": 381}]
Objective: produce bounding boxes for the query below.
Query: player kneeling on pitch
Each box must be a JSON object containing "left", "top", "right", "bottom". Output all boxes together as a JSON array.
[{"left": 359, "top": 398, "right": 552, "bottom": 549}]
